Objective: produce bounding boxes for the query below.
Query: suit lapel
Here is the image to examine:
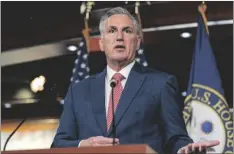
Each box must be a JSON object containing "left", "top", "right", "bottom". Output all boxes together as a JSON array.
[
  {"left": 90, "top": 70, "right": 107, "bottom": 136},
  {"left": 108, "top": 63, "right": 146, "bottom": 136}
]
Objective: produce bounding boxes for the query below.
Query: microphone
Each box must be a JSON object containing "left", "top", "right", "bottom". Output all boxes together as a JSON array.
[
  {"left": 3, "top": 118, "right": 27, "bottom": 151},
  {"left": 110, "top": 79, "right": 117, "bottom": 145},
  {"left": 110, "top": 79, "right": 117, "bottom": 88}
]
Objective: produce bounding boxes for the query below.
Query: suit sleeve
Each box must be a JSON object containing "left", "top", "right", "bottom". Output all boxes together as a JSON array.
[
  {"left": 160, "top": 75, "right": 193, "bottom": 153},
  {"left": 51, "top": 85, "right": 81, "bottom": 148}
]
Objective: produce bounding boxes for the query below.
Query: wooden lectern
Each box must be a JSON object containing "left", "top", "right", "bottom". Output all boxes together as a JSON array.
[{"left": 2, "top": 144, "right": 157, "bottom": 154}]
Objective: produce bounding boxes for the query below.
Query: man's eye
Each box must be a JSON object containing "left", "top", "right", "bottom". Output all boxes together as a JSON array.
[
  {"left": 125, "top": 29, "right": 132, "bottom": 33},
  {"left": 108, "top": 29, "right": 115, "bottom": 33}
]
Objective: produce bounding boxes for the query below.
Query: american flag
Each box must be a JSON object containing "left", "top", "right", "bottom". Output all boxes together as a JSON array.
[
  {"left": 70, "top": 36, "right": 90, "bottom": 84},
  {"left": 135, "top": 42, "right": 148, "bottom": 67}
]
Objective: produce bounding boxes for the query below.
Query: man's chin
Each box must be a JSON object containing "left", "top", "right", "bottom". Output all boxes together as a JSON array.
[{"left": 112, "top": 58, "right": 128, "bottom": 63}]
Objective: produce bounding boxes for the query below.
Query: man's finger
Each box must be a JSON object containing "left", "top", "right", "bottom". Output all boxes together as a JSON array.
[
  {"left": 92, "top": 136, "right": 110, "bottom": 144},
  {"left": 204, "top": 140, "right": 220, "bottom": 147},
  {"left": 199, "top": 144, "right": 203, "bottom": 152},
  {"left": 178, "top": 147, "right": 185, "bottom": 154},
  {"left": 184, "top": 146, "right": 189, "bottom": 154},
  {"left": 93, "top": 143, "right": 119, "bottom": 147},
  {"left": 200, "top": 144, "right": 208, "bottom": 152},
  {"left": 187, "top": 143, "right": 193, "bottom": 153},
  {"left": 98, "top": 137, "right": 119, "bottom": 144},
  {"left": 192, "top": 143, "right": 197, "bottom": 151}
]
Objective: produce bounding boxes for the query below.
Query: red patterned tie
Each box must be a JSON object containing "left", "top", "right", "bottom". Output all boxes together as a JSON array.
[{"left": 106, "top": 73, "right": 125, "bottom": 131}]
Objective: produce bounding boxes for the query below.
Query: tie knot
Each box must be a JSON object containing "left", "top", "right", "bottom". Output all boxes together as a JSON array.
[{"left": 112, "top": 73, "right": 125, "bottom": 82}]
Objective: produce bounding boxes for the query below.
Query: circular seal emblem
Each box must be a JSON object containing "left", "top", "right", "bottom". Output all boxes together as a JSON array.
[{"left": 183, "top": 84, "right": 233, "bottom": 153}]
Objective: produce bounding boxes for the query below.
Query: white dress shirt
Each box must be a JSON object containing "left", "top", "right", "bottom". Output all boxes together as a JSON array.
[
  {"left": 105, "top": 60, "right": 135, "bottom": 116},
  {"left": 78, "top": 60, "right": 135, "bottom": 146}
]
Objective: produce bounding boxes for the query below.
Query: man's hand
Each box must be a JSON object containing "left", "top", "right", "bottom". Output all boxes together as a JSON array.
[
  {"left": 178, "top": 140, "right": 220, "bottom": 154},
  {"left": 79, "top": 136, "right": 119, "bottom": 147}
]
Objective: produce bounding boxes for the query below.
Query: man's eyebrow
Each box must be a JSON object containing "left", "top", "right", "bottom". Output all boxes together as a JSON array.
[
  {"left": 108, "top": 26, "right": 117, "bottom": 30},
  {"left": 108, "top": 26, "right": 133, "bottom": 30},
  {"left": 122, "top": 26, "right": 133, "bottom": 31}
]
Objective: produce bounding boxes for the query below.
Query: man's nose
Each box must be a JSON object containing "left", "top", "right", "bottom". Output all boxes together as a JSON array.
[{"left": 116, "top": 31, "right": 124, "bottom": 42}]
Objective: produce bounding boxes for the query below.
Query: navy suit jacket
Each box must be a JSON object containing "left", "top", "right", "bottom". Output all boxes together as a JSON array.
[{"left": 51, "top": 62, "right": 193, "bottom": 153}]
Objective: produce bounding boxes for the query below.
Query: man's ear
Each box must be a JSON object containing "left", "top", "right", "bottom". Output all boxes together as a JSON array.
[
  {"left": 99, "top": 36, "right": 104, "bottom": 52},
  {"left": 136, "top": 35, "right": 141, "bottom": 50}
]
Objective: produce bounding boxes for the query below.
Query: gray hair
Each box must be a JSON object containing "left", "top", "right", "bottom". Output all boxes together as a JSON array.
[{"left": 99, "top": 7, "right": 141, "bottom": 36}]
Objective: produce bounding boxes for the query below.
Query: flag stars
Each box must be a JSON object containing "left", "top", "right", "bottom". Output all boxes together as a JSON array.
[
  {"left": 79, "top": 41, "right": 84, "bottom": 47},
  {"left": 83, "top": 54, "right": 88, "bottom": 59},
  {"left": 78, "top": 72, "right": 84, "bottom": 76},
  {"left": 138, "top": 49, "right": 143, "bottom": 54},
  {"left": 143, "top": 62, "right": 148, "bottom": 67},
  {"left": 70, "top": 37, "right": 91, "bottom": 84},
  {"left": 72, "top": 68, "right": 76, "bottom": 73},
  {"left": 81, "top": 63, "right": 86, "bottom": 68},
  {"left": 77, "top": 50, "right": 81, "bottom": 56},
  {"left": 135, "top": 58, "right": 140, "bottom": 63}
]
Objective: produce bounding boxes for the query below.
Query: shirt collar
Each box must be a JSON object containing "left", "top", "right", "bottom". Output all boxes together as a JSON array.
[{"left": 106, "top": 60, "right": 135, "bottom": 82}]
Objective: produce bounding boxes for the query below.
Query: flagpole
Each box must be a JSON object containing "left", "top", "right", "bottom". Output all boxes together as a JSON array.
[
  {"left": 135, "top": 2, "right": 144, "bottom": 42},
  {"left": 81, "top": 2, "right": 95, "bottom": 52},
  {"left": 82, "top": 18, "right": 90, "bottom": 52},
  {"left": 198, "top": 2, "right": 209, "bottom": 34},
  {"left": 188, "top": 2, "right": 210, "bottom": 142}
]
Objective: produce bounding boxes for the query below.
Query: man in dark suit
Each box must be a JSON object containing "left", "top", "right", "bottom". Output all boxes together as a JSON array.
[{"left": 52, "top": 7, "right": 219, "bottom": 154}]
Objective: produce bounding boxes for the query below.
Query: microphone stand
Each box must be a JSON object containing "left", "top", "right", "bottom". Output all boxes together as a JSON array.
[
  {"left": 3, "top": 118, "right": 27, "bottom": 151},
  {"left": 110, "top": 80, "right": 116, "bottom": 145},
  {"left": 111, "top": 87, "right": 116, "bottom": 145}
]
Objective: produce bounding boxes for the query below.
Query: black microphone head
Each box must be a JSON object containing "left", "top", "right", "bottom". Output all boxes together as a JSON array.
[{"left": 110, "top": 79, "right": 117, "bottom": 88}]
